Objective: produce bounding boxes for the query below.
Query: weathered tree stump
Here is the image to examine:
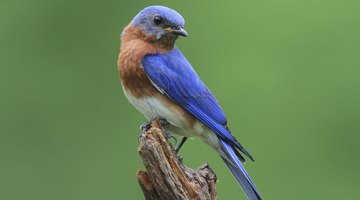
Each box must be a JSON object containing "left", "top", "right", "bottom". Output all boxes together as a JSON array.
[{"left": 136, "top": 119, "right": 217, "bottom": 200}]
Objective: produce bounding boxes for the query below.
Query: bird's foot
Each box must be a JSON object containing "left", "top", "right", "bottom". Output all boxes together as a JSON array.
[
  {"left": 158, "top": 119, "right": 177, "bottom": 144},
  {"left": 138, "top": 120, "right": 152, "bottom": 141},
  {"left": 138, "top": 119, "right": 177, "bottom": 144},
  {"left": 139, "top": 119, "right": 185, "bottom": 157},
  {"left": 140, "top": 120, "right": 152, "bottom": 132},
  {"left": 159, "top": 119, "right": 188, "bottom": 155}
]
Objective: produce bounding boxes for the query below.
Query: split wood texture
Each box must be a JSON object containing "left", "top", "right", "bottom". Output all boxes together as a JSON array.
[{"left": 136, "top": 120, "right": 217, "bottom": 200}]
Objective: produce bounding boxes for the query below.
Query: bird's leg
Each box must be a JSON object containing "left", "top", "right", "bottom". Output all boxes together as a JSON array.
[
  {"left": 140, "top": 120, "right": 152, "bottom": 132},
  {"left": 175, "top": 137, "right": 188, "bottom": 154},
  {"left": 174, "top": 137, "right": 188, "bottom": 162},
  {"left": 159, "top": 119, "right": 188, "bottom": 155},
  {"left": 158, "top": 119, "right": 177, "bottom": 144},
  {"left": 138, "top": 120, "right": 152, "bottom": 141}
]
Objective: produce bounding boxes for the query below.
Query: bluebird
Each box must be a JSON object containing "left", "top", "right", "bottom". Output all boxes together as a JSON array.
[{"left": 118, "top": 6, "right": 261, "bottom": 200}]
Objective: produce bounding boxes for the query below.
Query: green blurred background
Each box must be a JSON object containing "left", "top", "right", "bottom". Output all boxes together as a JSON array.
[{"left": 1, "top": 0, "right": 359, "bottom": 199}]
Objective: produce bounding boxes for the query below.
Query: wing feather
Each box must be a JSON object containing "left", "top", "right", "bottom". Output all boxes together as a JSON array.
[{"left": 142, "top": 48, "right": 245, "bottom": 150}]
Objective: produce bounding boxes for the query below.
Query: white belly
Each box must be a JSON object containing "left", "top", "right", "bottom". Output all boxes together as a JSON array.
[
  {"left": 123, "top": 87, "right": 222, "bottom": 150},
  {"left": 123, "top": 88, "right": 188, "bottom": 130}
]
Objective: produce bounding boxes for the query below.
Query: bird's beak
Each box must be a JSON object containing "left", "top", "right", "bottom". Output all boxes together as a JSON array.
[{"left": 164, "top": 26, "right": 188, "bottom": 37}]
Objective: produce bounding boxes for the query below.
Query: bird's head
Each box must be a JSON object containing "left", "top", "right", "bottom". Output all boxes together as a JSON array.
[{"left": 132, "top": 6, "right": 188, "bottom": 41}]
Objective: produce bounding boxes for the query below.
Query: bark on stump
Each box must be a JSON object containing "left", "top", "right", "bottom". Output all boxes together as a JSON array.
[{"left": 136, "top": 119, "right": 217, "bottom": 200}]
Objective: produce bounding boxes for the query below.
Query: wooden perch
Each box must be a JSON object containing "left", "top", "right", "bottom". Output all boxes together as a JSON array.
[{"left": 136, "top": 119, "right": 217, "bottom": 200}]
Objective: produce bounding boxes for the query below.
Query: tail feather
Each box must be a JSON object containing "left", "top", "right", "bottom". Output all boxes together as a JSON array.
[{"left": 219, "top": 139, "right": 262, "bottom": 200}]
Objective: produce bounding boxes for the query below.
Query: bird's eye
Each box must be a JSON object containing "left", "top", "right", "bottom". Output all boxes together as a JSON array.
[{"left": 153, "top": 16, "right": 163, "bottom": 25}]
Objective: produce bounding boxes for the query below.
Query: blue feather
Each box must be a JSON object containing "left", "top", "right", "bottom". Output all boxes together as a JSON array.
[
  {"left": 143, "top": 48, "right": 247, "bottom": 152},
  {"left": 219, "top": 139, "right": 262, "bottom": 200},
  {"left": 143, "top": 48, "right": 227, "bottom": 125},
  {"left": 142, "top": 48, "right": 261, "bottom": 199}
]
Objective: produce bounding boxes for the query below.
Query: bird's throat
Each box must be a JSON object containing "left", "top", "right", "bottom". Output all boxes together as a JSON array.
[{"left": 121, "top": 24, "right": 176, "bottom": 52}]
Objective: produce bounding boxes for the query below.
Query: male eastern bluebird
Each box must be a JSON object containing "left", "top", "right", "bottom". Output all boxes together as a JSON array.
[{"left": 118, "top": 6, "right": 261, "bottom": 200}]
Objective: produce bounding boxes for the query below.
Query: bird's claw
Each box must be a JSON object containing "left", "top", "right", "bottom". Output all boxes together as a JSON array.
[
  {"left": 162, "top": 128, "right": 177, "bottom": 144},
  {"left": 159, "top": 119, "right": 177, "bottom": 145},
  {"left": 138, "top": 119, "right": 177, "bottom": 144},
  {"left": 138, "top": 120, "right": 152, "bottom": 141},
  {"left": 140, "top": 120, "right": 152, "bottom": 132},
  {"left": 138, "top": 119, "right": 185, "bottom": 154},
  {"left": 159, "top": 120, "right": 189, "bottom": 155}
]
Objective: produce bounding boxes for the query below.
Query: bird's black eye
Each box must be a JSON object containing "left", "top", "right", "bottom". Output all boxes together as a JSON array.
[{"left": 153, "top": 16, "right": 163, "bottom": 25}]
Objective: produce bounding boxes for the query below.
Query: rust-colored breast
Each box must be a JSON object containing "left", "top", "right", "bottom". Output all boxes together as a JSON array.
[
  {"left": 118, "top": 41, "right": 155, "bottom": 98},
  {"left": 118, "top": 25, "right": 163, "bottom": 98},
  {"left": 117, "top": 24, "right": 197, "bottom": 126}
]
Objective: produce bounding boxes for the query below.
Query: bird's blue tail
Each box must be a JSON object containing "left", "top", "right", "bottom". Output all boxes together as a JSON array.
[{"left": 219, "top": 139, "right": 262, "bottom": 200}]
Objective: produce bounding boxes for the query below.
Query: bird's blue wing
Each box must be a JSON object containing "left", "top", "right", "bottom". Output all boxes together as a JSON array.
[
  {"left": 142, "top": 48, "right": 261, "bottom": 200},
  {"left": 142, "top": 48, "right": 244, "bottom": 152},
  {"left": 143, "top": 48, "right": 226, "bottom": 123}
]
